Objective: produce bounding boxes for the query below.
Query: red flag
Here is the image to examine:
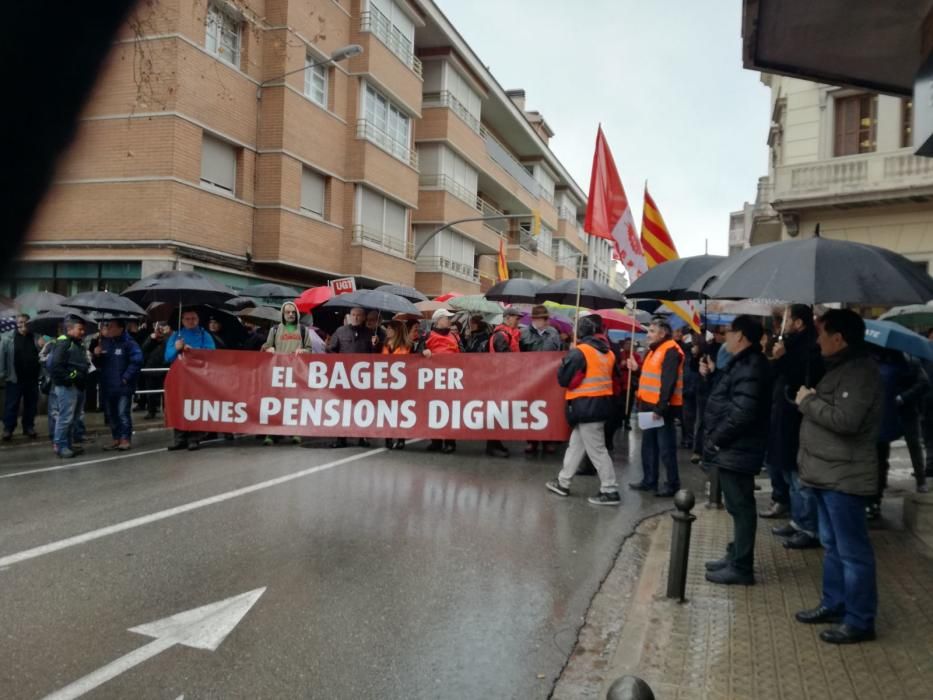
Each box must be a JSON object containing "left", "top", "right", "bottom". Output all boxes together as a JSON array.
[{"left": 584, "top": 127, "right": 647, "bottom": 280}]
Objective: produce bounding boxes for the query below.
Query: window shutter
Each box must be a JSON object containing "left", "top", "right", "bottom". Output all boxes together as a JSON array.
[
  {"left": 360, "top": 188, "right": 384, "bottom": 233},
  {"left": 384, "top": 198, "right": 407, "bottom": 240},
  {"left": 201, "top": 135, "right": 236, "bottom": 193},
  {"left": 301, "top": 169, "right": 325, "bottom": 216}
]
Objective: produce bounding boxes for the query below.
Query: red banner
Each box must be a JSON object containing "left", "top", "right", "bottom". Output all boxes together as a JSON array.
[{"left": 164, "top": 350, "right": 571, "bottom": 440}]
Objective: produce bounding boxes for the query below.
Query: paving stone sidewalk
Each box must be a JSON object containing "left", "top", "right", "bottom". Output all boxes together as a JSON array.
[{"left": 555, "top": 486, "right": 933, "bottom": 700}]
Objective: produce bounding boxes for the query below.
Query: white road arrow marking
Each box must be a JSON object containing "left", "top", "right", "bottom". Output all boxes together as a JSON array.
[{"left": 43, "top": 588, "right": 266, "bottom": 700}]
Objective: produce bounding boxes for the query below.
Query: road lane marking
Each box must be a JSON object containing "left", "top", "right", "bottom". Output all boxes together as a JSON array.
[
  {"left": 44, "top": 588, "right": 265, "bottom": 699},
  {"left": 0, "top": 447, "right": 389, "bottom": 569},
  {"left": 0, "top": 448, "right": 168, "bottom": 480}
]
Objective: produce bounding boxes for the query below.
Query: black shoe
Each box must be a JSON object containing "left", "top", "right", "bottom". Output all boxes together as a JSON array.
[
  {"left": 545, "top": 480, "right": 570, "bottom": 497},
  {"left": 167, "top": 442, "right": 187, "bottom": 451},
  {"left": 628, "top": 482, "right": 653, "bottom": 491},
  {"left": 187, "top": 442, "right": 200, "bottom": 451},
  {"left": 385, "top": 439, "right": 396, "bottom": 449},
  {"left": 820, "top": 624, "right": 875, "bottom": 645},
  {"left": 395, "top": 439, "right": 406, "bottom": 450},
  {"left": 795, "top": 606, "right": 845, "bottom": 625},
  {"left": 705, "top": 558, "right": 730, "bottom": 572},
  {"left": 330, "top": 438, "right": 348, "bottom": 449},
  {"left": 656, "top": 488, "right": 679, "bottom": 498},
  {"left": 485, "top": 445, "right": 509, "bottom": 458},
  {"left": 783, "top": 532, "right": 820, "bottom": 549},
  {"left": 759, "top": 502, "right": 789, "bottom": 519},
  {"left": 705, "top": 566, "right": 755, "bottom": 586},
  {"left": 25, "top": 431, "right": 38, "bottom": 440},
  {"left": 771, "top": 523, "right": 797, "bottom": 537},
  {"left": 426, "top": 441, "right": 443, "bottom": 452},
  {"left": 441, "top": 443, "right": 456, "bottom": 454},
  {"left": 622, "top": 422, "right": 631, "bottom": 431},
  {"left": 358, "top": 438, "right": 370, "bottom": 448},
  {"left": 145, "top": 412, "right": 157, "bottom": 420},
  {"left": 587, "top": 491, "right": 621, "bottom": 506}
]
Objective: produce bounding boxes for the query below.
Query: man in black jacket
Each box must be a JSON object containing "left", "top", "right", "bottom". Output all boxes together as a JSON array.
[
  {"left": 1, "top": 314, "right": 41, "bottom": 440},
  {"left": 546, "top": 316, "right": 620, "bottom": 506},
  {"left": 48, "top": 316, "right": 90, "bottom": 458},
  {"left": 702, "top": 315, "right": 772, "bottom": 585},
  {"left": 327, "top": 307, "right": 375, "bottom": 448},
  {"left": 766, "top": 305, "right": 825, "bottom": 550}
]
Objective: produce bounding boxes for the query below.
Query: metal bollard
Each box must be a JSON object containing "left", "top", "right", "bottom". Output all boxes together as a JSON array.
[
  {"left": 607, "top": 675, "right": 655, "bottom": 700},
  {"left": 705, "top": 465, "right": 723, "bottom": 509},
  {"left": 666, "top": 489, "right": 697, "bottom": 602}
]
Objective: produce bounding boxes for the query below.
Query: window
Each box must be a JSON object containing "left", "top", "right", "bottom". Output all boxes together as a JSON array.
[
  {"left": 537, "top": 226, "right": 553, "bottom": 257},
  {"left": 419, "top": 144, "right": 478, "bottom": 205},
  {"left": 533, "top": 165, "right": 556, "bottom": 203},
  {"left": 305, "top": 58, "right": 327, "bottom": 108},
  {"left": 4, "top": 262, "right": 141, "bottom": 297},
  {"left": 416, "top": 228, "right": 476, "bottom": 280},
  {"left": 200, "top": 134, "right": 237, "bottom": 194},
  {"left": 301, "top": 168, "right": 326, "bottom": 217},
  {"left": 362, "top": 84, "right": 411, "bottom": 162},
  {"left": 833, "top": 94, "right": 877, "bottom": 156},
  {"left": 357, "top": 187, "right": 408, "bottom": 256},
  {"left": 902, "top": 97, "right": 913, "bottom": 148},
  {"left": 205, "top": 3, "right": 240, "bottom": 68}
]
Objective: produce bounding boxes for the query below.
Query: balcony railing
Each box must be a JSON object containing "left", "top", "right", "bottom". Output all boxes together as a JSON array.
[
  {"left": 356, "top": 119, "right": 418, "bottom": 169},
  {"left": 773, "top": 147, "right": 933, "bottom": 203},
  {"left": 557, "top": 205, "right": 577, "bottom": 221},
  {"left": 478, "top": 199, "right": 507, "bottom": 234},
  {"left": 422, "top": 91, "right": 481, "bottom": 134},
  {"left": 518, "top": 230, "right": 538, "bottom": 252},
  {"left": 416, "top": 256, "right": 479, "bottom": 282},
  {"left": 359, "top": 9, "right": 422, "bottom": 77},
  {"left": 419, "top": 173, "right": 481, "bottom": 210},
  {"left": 351, "top": 225, "right": 414, "bottom": 259},
  {"left": 480, "top": 124, "right": 542, "bottom": 199}
]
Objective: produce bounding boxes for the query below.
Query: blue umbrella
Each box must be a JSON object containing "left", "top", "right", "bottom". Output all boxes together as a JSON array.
[{"left": 864, "top": 319, "right": 933, "bottom": 361}]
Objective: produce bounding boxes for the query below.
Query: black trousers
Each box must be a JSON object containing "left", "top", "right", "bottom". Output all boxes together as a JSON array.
[{"left": 719, "top": 469, "right": 757, "bottom": 575}]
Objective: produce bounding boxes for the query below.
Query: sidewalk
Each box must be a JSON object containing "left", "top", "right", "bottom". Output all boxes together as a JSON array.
[
  {"left": 0, "top": 406, "right": 166, "bottom": 448},
  {"left": 554, "top": 462, "right": 933, "bottom": 699}
]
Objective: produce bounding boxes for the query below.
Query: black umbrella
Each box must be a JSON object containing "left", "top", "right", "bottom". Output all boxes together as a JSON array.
[
  {"left": 239, "top": 283, "right": 302, "bottom": 300},
  {"left": 321, "top": 289, "right": 420, "bottom": 316},
  {"left": 689, "top": 236, "right": 933, "bottom": 304},
  {"left": 374, "top": 284, "right": 428, "bottom": 302},
  {"left": 484, "top": 279, "right": 545, "bottom": 304},
  {"left": 122, "top": 270, "right": 237, "bottom": 308},
  {"left": 15, "top": 291, "right": 65, "bottom": 315},
  {"left": 223, "top": 296, "right": 258, "bottom": 311},
  {"left": 622, "top": 255, "right": 726, "bottom": 300},
  {"left": 26, "top": 306, "right": 98, "bottom": 337},
  {"left": 237, "top": 305, "right": 282, "bottom": 326},
  {"left": 61, "top": 290, "right": 146, "bottom": 319},
  {"left": 535, "top": 279, "right": 626, "bottom": 310}
]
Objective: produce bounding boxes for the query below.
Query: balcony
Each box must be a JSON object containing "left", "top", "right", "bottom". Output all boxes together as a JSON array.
[
  {"left": 422, "top": 91, "right": 481, "bottom": 134},
  {"left": 351, "top": 225, "right": 413, "bottom": 260},
  {"left": 508, "top": 237, "right": 556, "bottom": 280},
  {"left": 356, "top": 119, "right": 419, "bottom": 169},
  {"left": 480, "top": 125, "right": 542, "bottom": 199},
  {"left": 772, "top": 148, "right": 933, "bottom": 209},
  {"left": 419, "top": 174, "right": 480, "bottom": 210},
  {"left": 478, "top": 199, "right": 507, "bottom": 235},
  {"left": 359, "top": 10, "right": 422, "bottom": 77},
  {"left": 415, "top": 256, "right": 479, "bottom": 283}
]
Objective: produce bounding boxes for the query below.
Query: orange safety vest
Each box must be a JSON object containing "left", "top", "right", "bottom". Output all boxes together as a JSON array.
[
  {"left": 565, "top": 343, "right": 616, "bottom": 401},
  {"left": 636, "top": 339, "right": 684, "bottom": 407}
]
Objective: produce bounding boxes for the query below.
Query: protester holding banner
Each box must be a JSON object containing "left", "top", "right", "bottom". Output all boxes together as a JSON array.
[
  {"left": 382, "top": 319, "right": 412, "bottom": 450},
  {"left": 165, "top": 309, "right": 215, "bottom": 451},
  {"left": 486, "top": 308, "right": 524, "bottom": 458},
  {"left": 546, "top": 315, "right": 620, "bottom": 505},
  {"left": 521, "top": 305, "right": 562, "bottom": 456},
  {"left": 93, "top": 319, "right": 143, "bottom": 451},
  {"left": 462, "top": 314, "right": 491, "bottom": 354},
  {"left": 365, "top": 310, "right": 386, "bottom": 353},
  {"left": 327, "top": 306, "right": 375, "bottom": 448},
  {"left": 424, "top": 308, "right": 460, "bottom": 454}
]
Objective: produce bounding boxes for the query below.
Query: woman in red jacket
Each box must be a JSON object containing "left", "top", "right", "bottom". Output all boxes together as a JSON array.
[{"left": 423, "top": 309, "right": 460, "bottom": 453}]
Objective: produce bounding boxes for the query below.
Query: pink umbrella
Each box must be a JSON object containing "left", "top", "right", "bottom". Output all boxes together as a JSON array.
[
  {"left": 589, "top": 309, "right": 646, "bottom": 333},
  {"left": 295, "top": 286, "right": 333, "bottom": 313},
  {"left": 434, "top": 292, "right": 463, "bottom": 302},
  {"left": 520, "top": 311, "right": 574, "bottom": 335}
]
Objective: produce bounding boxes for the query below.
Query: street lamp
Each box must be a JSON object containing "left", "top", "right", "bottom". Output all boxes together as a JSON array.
[{"left": 256, "top": 44, "right": 363, "bottom": 96}]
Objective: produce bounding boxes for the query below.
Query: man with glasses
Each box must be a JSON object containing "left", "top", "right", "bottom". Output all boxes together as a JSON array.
[{"left": 1, "top": 314, "right": 41, "bottom": 441}]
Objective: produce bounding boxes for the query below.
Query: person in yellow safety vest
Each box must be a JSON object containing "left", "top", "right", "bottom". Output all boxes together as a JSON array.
[
  {"left": 546, "top": 315, "right": 622, "bottom": 506},
  {"left": 627, "top": 319, "right": 685, "bottom": 497}
]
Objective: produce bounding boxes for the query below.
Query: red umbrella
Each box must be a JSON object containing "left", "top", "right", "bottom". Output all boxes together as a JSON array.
[
  {"left": 589, "top": 309, "right": 646, "bottom": 333},
  {"left": 295, "top": 286, "right": 333, "bottom": 313},
  {"left": 434, "top": 292, "right": 463, "bottom": 302}
]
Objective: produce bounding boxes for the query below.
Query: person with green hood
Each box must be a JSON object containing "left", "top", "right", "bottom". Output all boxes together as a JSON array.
[{"left": 260, "top": 301, "right": 317, "bottom": 445}]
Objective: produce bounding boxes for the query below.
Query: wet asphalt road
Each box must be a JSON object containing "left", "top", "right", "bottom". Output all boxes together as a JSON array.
[{"left": 0, "top": 430, "right": 699, "bottom": 699}]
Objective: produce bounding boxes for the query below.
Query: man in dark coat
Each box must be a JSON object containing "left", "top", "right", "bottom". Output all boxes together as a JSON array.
[
  {"left": 765, "top": 305, "right": 825, "bottom": 550},
  {"left": 326, "top": 306, "right": 375, "bottom": 448},
  {"left": 48, "top": 316, "right": 91, "bottom": 458},
  {"left": 701, "top": 316, "right": 771, "bottom": 586},
  {"left": 794, "top": 309, "right": 882, "bottom": 645},
  {"left": 93, "top": 319, "right": 143, "bottom": 450},
  {"left": 140, "top": 321, "right": 171, "bottom": 418},
  {"left": 1, "top": 314, "right": 41, "bottom": 440}
]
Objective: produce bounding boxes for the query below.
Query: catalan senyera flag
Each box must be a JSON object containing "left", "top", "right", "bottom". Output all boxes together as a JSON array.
[
  {"left": 641, "top": 187, "right": 701, "bottom": 332},
  {"left": 497, "top": 238, "right": 509, "bottom": 282},
  {"left": 583, "top": 127, "right": 648, "bottom": 282}
]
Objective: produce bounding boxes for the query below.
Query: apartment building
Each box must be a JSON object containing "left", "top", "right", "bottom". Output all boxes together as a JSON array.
[
  {"left": 8, "top": 0, "right": 613, "bottom": 299},
  {"left": 730, "top": 74, "right": 933, "bottom": 274}
]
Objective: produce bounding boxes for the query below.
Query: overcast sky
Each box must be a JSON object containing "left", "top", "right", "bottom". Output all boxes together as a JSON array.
[{"left": 437, "top": 0, "right": 770, "bottom": 257}]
